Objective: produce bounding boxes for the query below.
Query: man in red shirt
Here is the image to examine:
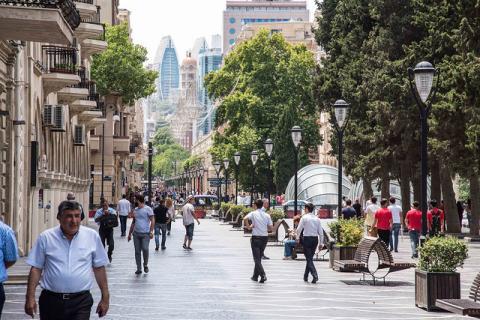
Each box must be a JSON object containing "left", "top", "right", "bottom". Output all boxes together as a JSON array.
[
  {"left": 373, "top": 199, "right": 393, "bottom": 247},
  {"left": 405, "top": 201, "right": 422, "bottom": 258},
  {"left": 427, "top": 199, "right": 445, "bottom": 236}
]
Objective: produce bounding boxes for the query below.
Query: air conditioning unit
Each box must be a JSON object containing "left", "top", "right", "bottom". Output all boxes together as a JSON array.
[
  {"left": 73, "top": 125, "right": 85, "bottom": 146},
  {"left": 51, "top": 105, "right": 66, "bottom": 132},
  {"left": 42, "top": 105, "right": 55, "bottom": 127}
]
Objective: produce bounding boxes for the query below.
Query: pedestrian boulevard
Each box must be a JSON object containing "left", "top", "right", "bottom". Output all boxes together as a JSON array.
[{"left": 3, "top": 219, "right": 476, "bottom": 319}]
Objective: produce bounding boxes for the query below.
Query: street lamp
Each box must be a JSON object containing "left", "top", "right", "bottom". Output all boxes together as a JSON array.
[
  {"left": 234, "top": 152, "right": 241, "bottom": 205},
  {"left": 264, "top": 139, "right": 274, "bottom": 208},
  {"left": 291, "top": 126, "right": 302, "bottom": 216},
  {"left": 192, "top": 169, "right": 196, "bottom": 195},
  {"left": 250, "top": 150, "right": 259, "bottom": 206},
  {"left": 333, "top": 99, "right": 351, "bottom": 217},
  {"left": 148, "top": 142, "right": 154, "bottom": 206},
  {"left": 213, "top": 161, "right": 222, "bottom": 214},
  {"left": 408, "top": 61, "right": 439, "bottom": 238},
  {"left": 223, "top": 158, "right": 230, "bottom": 203}
]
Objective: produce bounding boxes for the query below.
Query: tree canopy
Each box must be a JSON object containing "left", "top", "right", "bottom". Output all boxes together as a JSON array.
[
  {"left": 91, "top": 23, "right": 157, "bottom": 105},
  {"left": 150, "top": 127, "right": 189, "bottom": 177}
]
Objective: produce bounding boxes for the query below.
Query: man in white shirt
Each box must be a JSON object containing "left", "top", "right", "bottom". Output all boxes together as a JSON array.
[
  {"left": 296, "top": 203, "right": 324, "bottom": 283},
  {"left": 365, "top": 197, "right": 380, "bottom": 236},
  {"left": 117, "top": 194, "right": 131, "bottom": 237},
  {"left": 243, "top": 199, "right": 273, "bottom": 283},
  {"left": 182, "top": 196, "right": 200, "bottom": 250},
  {"left": 388, "top": 197, "right": 402, "bottom": 252},
  {"left": 25, "top": 200, "right": 110, "bottom": 319}
]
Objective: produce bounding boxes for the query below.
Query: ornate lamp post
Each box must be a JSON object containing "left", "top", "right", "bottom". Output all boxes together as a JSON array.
[
  {"left": 333, "top": 99, "right": 351, "bottom": 216},
  {"left": 223, "top": 158, "right": 230, "bottom": 203},
  {"left": 213, "top": 161, "right": 222, "bottom": 210},
  {"left": 408, "top": 61, "right": 439, "bottom": 238},
  {"left": 291, "top": 126, "right": 302, "bottom": 216},
  {"left": 234, "top": 152, "right": 241, "bottom": 205},
  {"left": 250, "top": 150, "right": 259, "bottom": 207},
  {"left": 192, "top": 168, "right": 196, "bottom": 195},
  {"left": 264, "top": 139, "right": 273, "bottom": 208},
  {"left": 148, "top": 142, "right": 153, "bottom": 206}
]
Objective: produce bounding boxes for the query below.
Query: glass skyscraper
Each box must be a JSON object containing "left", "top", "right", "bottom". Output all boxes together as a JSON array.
[{"left": 154, "top": 36, "right": 180, "bottom": 101}]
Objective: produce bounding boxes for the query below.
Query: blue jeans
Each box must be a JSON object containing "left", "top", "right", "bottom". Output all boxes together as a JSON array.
[
  {"left": 389, "top": 223, "right": 401, "bottom": 251},
  {"left": 0, "top": 283, "right": 4, "bottom": 317},
  {"left": 409, "top": 230, "right": 420, "bottom": 256},
  {"left": 284, "top": 240, "right": 297, "bottom": 257},
  {"left": 154, "top": 223, "right": 167, "bottom": 248}
]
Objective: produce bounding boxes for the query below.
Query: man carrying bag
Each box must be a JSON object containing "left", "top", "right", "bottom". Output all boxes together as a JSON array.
[{"left": 94, "top": 200, "right": 118, "bottom": 263}]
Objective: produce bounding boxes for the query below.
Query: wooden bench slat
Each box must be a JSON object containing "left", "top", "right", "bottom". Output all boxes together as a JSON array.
[{"left": 436, "top": 299, "right": 480, "bottom": 316}]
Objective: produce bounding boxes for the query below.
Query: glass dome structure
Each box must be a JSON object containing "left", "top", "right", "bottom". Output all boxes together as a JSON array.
[{"left": 285, "top": 164, "right": 352, "bottom": 207}]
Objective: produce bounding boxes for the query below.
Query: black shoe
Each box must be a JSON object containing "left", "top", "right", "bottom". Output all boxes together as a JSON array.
[
  {"left": 135, "top": 270, "right": 142, "bottom": 275},
  {"left": 394, "top": 250, "right": 398, "bottom": 253},
  {"left": 259, "top": 276, "right": 267, "bottom": 283},
  {"left": 161, "top": 246, "right": 166, "bottom": 250},
  {"left": 389, "top": 248, "right": 393, "bottom": 252},
  {"left": 312, "top": 278, "right": 318, "bottom": 284},
  {"left": 187, "top": 247, "right": 192, "bottom": 250},
  {"left": 144, "top": 266, "right": 149, "bottom": 273},
  {"left": 304, "top": 277, "right": 308, "bottom": 282},
  {"left": 262, "top": 255, "right": 270, "bottom": 260},
  {"left": 250, "top": 276, "right": 258, "bottom": 282},
  {"left": 167, "top": 232, "right": 170, "bottom": 236},
  {"left": 183, "top": 244, "right": 187, "bottom": 249},
  {"left": 155, "top": 246, "right": 159, "bottom": 251}
]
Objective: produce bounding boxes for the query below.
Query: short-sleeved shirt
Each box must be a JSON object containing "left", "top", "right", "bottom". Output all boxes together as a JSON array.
[
  {"left": 342, "top": 207, "right": 357, "bottom": 219},
  {"left": 375, "top": 208, "right": 392, "bottom": 230},
  {"left": 427, "top": 208, "right": 445, "bottom": 226},
  {"left": 182, "top": 203, "right": 195, "bottom": 226},
  {"left": 0, "top": 222, "right": 18, "bottom": 283},
  {"left": 154, "top": 205, "right": 169, "bottom": 224},
  {"left": 388, "top": 204, "right": 402, "bottom": 224},
  {"left": 245, "top": 209, "right": 273, "bottom": 236},
  {"left": 365, "top": 204, "right": 380, "bottom": 226},
  {"left": 117, "top": 199, "right": 131, "bottom": 216},
  {"left": 26, "top": 226, "right": 108, "bottom": 293},
  {"left": 133, "top": 206, "right": 154, "bottom": 233},
  {"left": 406, "top": 209, "right": 422, "bottom": 232},
  {"left": 352, "top": 203, "right": 362, "bottom": 218}
]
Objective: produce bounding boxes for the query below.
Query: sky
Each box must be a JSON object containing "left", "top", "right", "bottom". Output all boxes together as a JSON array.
[{"left": 119, "top": 0, "right": 318, "bottom": 63}]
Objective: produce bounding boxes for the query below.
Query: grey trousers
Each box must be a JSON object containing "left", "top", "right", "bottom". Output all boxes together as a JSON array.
[{"left": 133, "top": 232, "right": 150, "bottom": 271}]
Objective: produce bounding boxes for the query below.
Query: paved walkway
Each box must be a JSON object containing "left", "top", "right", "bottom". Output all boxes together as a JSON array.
[{"left": 3, "top": 218, "right": 476, "bottom": 319}]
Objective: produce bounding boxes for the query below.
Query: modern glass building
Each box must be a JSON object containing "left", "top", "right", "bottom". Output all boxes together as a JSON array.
[{"left": 153, "top": 36, "right": 180, "bottom": 101}]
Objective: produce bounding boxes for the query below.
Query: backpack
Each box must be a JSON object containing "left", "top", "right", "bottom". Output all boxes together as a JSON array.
[
  {"left": 431, "top": 209, "right": 441, "bottom": 235},
  {"left": 100, "top": 214, "right": 118, "bottom": 229}
]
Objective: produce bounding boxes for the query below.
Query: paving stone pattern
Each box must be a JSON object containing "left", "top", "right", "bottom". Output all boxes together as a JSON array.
[{"left": 3, "top": 218, "right": 476, "bottom": 319}]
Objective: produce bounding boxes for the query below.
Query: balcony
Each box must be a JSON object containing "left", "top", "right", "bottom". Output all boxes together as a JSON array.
[
  {"left": 73, "top": 0, "right": 97, "bottom": 20},
  {"left": 78, "top": 109, "right": 103, "bottom": 125},
  {"left": 89, "top": 135, "right": 99, "bottom": 151},
  {"left": 58, "top": 67, "right": 89, "bottom": 104},
  {"left": 85, "top": 117, "right": 106, "bottom": 130},
  {"left": 0, "top": 0, "right": 80, "bottom": 44},
  {"left": 113, "top": 136, "right": 130, "bottom": 155},
  {"left": 81, "top": 37, "right": 107, "bottom": 59},
  {"left": 75, "top": 6, "right": 104, "bottom": 41},
  {"left": 41, "top": 45, "right": 80, "bottom": 94}
]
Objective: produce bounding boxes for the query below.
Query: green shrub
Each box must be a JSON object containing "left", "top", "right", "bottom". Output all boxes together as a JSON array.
[
  {"left": 230, "top": 205, "right": 245, "bottom": 218},
  {"left": 241, "top": 207, "right": 253, "bottom": 217},
  {"left": 328, "top": 218, "right": 364, "bottom": 247},
  {"left": 220, "top": 202, "right": 233, "bottom": 215},
  {"left": 269, "top": 209, "right": 285, "bottom": 223},
  {"left": 418, "top": 236, "right": 468, "bottom": 273}
]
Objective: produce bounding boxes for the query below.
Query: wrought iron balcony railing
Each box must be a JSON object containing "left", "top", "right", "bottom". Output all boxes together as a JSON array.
[
  {"left": 0, "top": 0, "right": 81, "bottom": 29},
  {"left": 80, "top": 5, "right": 100, "bottom": 23},
  {"left": 73, "top": 0, "right": 93, "bottom": 4},
  {"left": 41, "top": 45, "right": 77, "bottom": 74},
  {"left": 69, "top": 66, "right": 88, "bottom": 88}
]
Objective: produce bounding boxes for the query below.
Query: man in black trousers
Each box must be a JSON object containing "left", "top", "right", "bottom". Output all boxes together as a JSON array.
[
  {"left": 243, "top": 199, "right": 273, "bottom": 283},
  {"left": 296, "top": 203, "right": 324, "bottom": 283}
]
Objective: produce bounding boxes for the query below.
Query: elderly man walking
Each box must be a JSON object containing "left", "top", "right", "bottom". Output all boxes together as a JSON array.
[
  {"left": 25, "top": 200, "right": 110, "bottom": 319},
  {"left": 296, "top": 203, "right": 324, "bottom": 283}
]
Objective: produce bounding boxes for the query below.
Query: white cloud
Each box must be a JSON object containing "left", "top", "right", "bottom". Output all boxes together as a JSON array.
[{"left": 119, "top": 0, "right": 318, "bottom": 63}]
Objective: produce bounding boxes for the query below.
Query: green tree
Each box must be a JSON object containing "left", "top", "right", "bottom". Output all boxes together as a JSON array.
[
  {"left": 91, "top": 23, "right": 157, "bottom": 105},
  {"left": 205, "top": 30, "right": 320, "bottom": 193},
  {"left": 149, "top": 127, "right": 189, "bottom": 177}
]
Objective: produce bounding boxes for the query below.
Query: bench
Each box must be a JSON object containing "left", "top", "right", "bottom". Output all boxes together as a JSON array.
[
  {"left": 220, "top": 211, "right": 233, "bottom": 223},
  {"left": 334, "top": 236, "right": 415, "bottom": 285},
  {"left": 435, "top": 273, "right": 480, "bottom": 317},
  {"left": 267, "top": 219, "right": 289, "bottom": 243},
  {"left": 292, "top": 229, "right": 331, "bottom": 261},
  {"left": 229, "top": 214, "right": 244, "bottom": 228}
]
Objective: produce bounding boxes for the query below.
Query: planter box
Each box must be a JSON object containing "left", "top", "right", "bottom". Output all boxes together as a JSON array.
[
  {"left": 329, "top": 245, "right": 357, "bottom": 269},
  {"left": 415, "top": 269, "right": 460, "bottom": 311}
]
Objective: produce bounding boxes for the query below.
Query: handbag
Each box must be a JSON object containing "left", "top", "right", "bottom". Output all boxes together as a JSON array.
[{"left": 101, "top": 214, "right": 118, "bottom": 229}]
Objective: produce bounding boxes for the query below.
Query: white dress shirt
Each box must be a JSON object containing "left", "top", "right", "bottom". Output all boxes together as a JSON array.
[
  {"left": 296, "top": 213, "right": 324, "bottom": 243},
  {"left": 182, "top": 203, "right": 195, "bottom": 226},
  {"left": 117, "top": 199, "right": 131, "bottom": 216},
  {"left": 245, "top": 209, "right": 273, "bottom": 236},
  {"left": 388, "top": 204, "right": 402, "bottom": 224},
  {"left": 26, "top": 226, "right": 108, "bottom": 293}
]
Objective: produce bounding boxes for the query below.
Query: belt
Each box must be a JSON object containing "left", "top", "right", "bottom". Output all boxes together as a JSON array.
[{"left": 43, "top": 289, "right": 90, "bottom": 300}]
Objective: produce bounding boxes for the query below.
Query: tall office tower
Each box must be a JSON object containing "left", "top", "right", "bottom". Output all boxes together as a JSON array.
[
  {"left": 191, "top": 37, "right": 208, "bottom": 61},
  {"left": 197, "top": 37, "right": 223, "bottom": 136},
  {"left": 153, "top": 36, "right": 180, "bottom": 101},
  {"left": 223, "top": 0, "right": 309, "bottom": 52}
]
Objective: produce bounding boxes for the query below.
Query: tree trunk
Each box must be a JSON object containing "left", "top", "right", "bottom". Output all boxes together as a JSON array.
[
  {"left": 363, "top": 178, "right": 373, "bottom": 203},
  {"left": 430, "top": 159, "right": 441, "bottom": 202},
  {"left": 381, "top": 168, "right": 390, "bottom": 199},
  {"left": 440, "top": 163, "right": 460, "bottom": 233},
  {"left": 469, "top": 173, "right": 480, "bottom": 236},
  {"left": 399, "top": 162, "right": 410, "bottom": 226}
]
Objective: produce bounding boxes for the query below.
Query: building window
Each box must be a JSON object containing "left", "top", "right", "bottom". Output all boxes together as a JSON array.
[
  {"left": 229, "top": 39, "right": 235, "bottom": 45},
  {"left": 229, "top": 17, "right": 236, "bottom": 23},
  {"left": 229, "top": 28, "right": 236, "bottom": 35}
]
